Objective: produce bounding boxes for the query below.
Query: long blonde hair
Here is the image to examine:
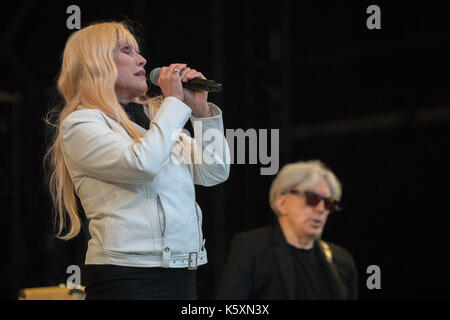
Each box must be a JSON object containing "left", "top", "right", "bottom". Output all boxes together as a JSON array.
[{"left": 45, "top": 21, "right": 161, "bottom": 240}]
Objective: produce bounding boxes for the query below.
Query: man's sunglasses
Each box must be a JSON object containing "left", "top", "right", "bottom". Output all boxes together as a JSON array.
[{"left": 288, "top": 190, "right": 341, "bottom": 211}]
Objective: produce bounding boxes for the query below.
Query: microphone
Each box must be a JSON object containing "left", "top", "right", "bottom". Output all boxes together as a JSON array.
[{"left": 149, "top": 67, "right": 222, "bottom": 93}]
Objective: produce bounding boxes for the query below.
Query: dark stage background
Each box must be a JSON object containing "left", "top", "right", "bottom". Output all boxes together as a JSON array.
[{"left": 1, "top": 1, "right": 449, "bottom": 300}]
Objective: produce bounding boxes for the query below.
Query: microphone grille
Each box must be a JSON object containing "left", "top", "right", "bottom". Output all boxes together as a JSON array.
[{"left": 149, "top": 67, "right": 161, "bottom": 86}]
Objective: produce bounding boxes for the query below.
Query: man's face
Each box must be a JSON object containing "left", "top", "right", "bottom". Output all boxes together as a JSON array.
[{"left": 277, "top": 178, "right": 332, "bottom": 240}]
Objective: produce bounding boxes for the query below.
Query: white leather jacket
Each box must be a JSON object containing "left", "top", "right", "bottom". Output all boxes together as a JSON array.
[{"left": 61, "top": 97, "right": 230, "bottom": 268}]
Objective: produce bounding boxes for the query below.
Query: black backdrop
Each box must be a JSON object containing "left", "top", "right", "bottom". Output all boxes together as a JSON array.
[{"left": 1, "top": 0, "right": 449, "bottom": 300}]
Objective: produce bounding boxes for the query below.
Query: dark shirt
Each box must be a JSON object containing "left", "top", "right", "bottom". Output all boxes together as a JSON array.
[
  {"left": 120, "top": 102, "right": 150, "bottom": 130},
  {"left": 288, "top": 243, "right": 332, "bottom": 300}
]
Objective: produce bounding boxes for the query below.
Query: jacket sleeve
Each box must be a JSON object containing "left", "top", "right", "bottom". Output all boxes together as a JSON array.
[
  {"left": 189, "top": 103, "right": 230, "bottom": 186},
  {"left": 61, "top": 97, "right": 191, "bottom": 184},
  {"left": 216, "top": 233, "right": 253, "bottom": 300},
  {"left": 332, "top": 244, "right": 359, "bottom": 300},
  {"left": 346, "top": 253, "right": 358, "bottom": 299}
]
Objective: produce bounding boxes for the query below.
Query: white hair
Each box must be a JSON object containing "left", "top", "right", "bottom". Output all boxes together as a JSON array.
[{"left": 269, "top": 160, "right": 342, "bottom": 215}]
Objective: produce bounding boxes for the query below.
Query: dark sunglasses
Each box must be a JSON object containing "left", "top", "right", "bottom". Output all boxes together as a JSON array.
[{"left": 288, "top": 190, "right": 341, "bottom": 211}]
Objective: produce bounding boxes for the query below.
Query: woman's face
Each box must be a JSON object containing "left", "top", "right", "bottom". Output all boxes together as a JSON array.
[{"left": 113, "top": 42, "right": 147, "bottom": 103}]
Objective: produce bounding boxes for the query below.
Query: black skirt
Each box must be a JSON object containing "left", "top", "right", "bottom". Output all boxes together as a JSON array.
[{"left": 83, "top": 264, "right": 197, "bottom": 300}]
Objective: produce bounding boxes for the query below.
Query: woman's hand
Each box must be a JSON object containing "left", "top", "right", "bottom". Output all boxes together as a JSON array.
[
  {"left": 157, "top": 63, "right": 186, "bottom": 102},
  {"left": 158, "top": 63, "right": 210, "bottom": 117},
  {"left": 179, "top": 67, "right": 210, "bottom": 118}
]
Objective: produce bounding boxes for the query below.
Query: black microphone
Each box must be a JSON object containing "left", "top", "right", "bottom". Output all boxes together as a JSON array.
[{"left": 149, "top": 67, "right": 222, "bottom": 93}]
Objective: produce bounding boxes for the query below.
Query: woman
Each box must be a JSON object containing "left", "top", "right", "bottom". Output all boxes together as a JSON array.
[{"left": 45, "top": 21, "right": 230, "bottom": 299}]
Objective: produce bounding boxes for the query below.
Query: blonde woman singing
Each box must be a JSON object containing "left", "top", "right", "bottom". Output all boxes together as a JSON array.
[{"left": 45, "top": 21, "right": 230, "bottom": 300}]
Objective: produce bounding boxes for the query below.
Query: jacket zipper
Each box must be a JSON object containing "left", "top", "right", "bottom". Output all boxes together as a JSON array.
[
  {"left": 156, "top": 194, "right": 166, "bottom": 237},
  {"left": 195, "top": 204, "right": 202, "bottom": 251}
]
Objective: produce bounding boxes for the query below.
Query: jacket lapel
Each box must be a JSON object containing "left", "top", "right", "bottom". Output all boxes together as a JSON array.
[{"left": 273, "top": 227, "right": 296, "bottom": 299}]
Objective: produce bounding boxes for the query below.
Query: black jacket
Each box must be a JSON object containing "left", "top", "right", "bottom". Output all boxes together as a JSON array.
[{"left": 216, "top": 225, "right": 358, "bottom": 300}]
